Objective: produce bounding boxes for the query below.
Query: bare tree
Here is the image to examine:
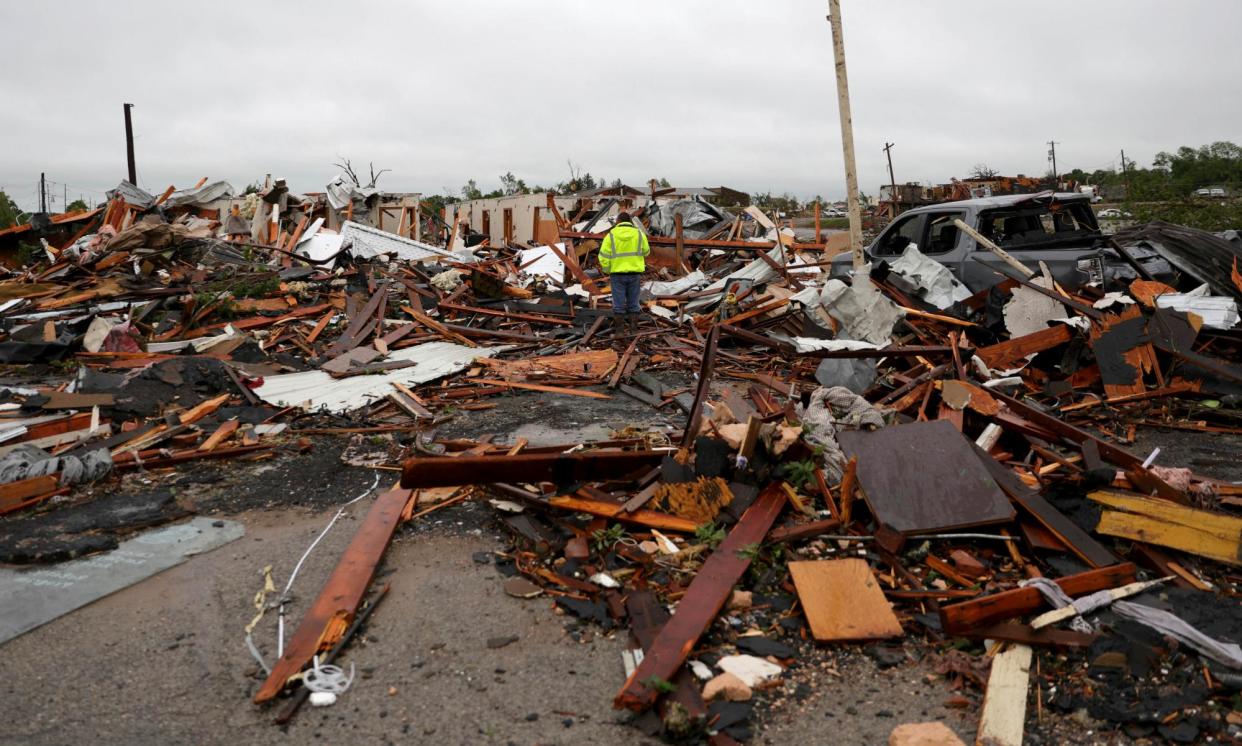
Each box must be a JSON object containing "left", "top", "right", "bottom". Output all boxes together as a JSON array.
[
  {"left": 333, "top": 157, "right": 391, "bottom": 188},
  {"left": 969, "top": 163, "right": 1000, "bottom": 180}
]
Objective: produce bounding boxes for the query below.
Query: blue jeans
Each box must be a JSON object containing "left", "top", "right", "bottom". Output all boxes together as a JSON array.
[{"left": 610, "top": 272, "right": 642, "bottom": 315}]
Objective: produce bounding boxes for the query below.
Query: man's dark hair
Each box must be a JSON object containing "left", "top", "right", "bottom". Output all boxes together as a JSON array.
[{"left": 616, "top": 211, "right": 632, "bottom": 223}]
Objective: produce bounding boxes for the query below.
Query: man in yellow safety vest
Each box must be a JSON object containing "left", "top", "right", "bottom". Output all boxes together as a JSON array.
[{"left": 597, "top": 212, "right": 650, "bottom": 335}]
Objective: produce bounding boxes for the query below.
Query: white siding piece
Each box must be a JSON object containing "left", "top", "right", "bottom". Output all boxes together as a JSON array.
[
  {"left": 518, "top": 244, "right": 566, "bottom": 282},
  {"left": 253, "top": 341, "right": 498, "bottom": 413},
  {"left": 339, "top": 221, "right": 456, "bottom": 263},
  {"left": 1155, "top": 294, "right": 1240, "bottom": 329}
]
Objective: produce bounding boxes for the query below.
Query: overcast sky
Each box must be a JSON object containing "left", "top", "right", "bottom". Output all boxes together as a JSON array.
[{"left": 3, "top": 0, "right": 1240, "bottom": 212}]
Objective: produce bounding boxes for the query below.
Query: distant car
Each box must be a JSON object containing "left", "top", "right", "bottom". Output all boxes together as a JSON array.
[
  {"left": 824, "top": 209, "right": 846, "bottom": 218},
  {"left": 1195, "top": 187, "right": 1227, "bottom": 198},
  {"left": 829, "top": 192, "right": 1170, "bottom": 293},
  {"left": 1096, "top": 208, "right": 1131, "bottom": 219}
]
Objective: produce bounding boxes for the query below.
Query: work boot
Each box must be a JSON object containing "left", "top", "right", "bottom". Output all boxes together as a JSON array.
[
  {"left": 613, "top": 314, "right": 626, "bottom": 336},
  {"left": 629, "top": 313, "right": 642, "bottom": 334}
]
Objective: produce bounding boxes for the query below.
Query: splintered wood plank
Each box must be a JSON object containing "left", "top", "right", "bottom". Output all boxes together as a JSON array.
[
  {"left": 976, "top": 324, "right": 1071, "bottom": 370},
  {"left": 547, "top": 495, "right": 699, "bottom": 533},
  {"left": 253, "top": 487, "right": 414, "bottom": 703},
  {"left": 1089, "top": 489, "right": 1242, "bottom": 535},
  {"left": 837, "top": 420, "right": 1014, "bottom": 534},
  {"left": 979, "top": 447, "right": 1118, "bottom": 568},
  {"left": 614, "top": 484, "right": 786, "bottom": 711},
  {"left": 938, "top": 563, "right": 1136, "bottom": 634},
  {"left": 473, "top": 378, "right": 610, "bottom": 399},
  {"left": 1095, "top": 511, "right": 1242, "bottom": 566},
  {"left": 476, "top": 349, "right": 618, "bottom": 381},
  {"left": 788, "top": 559, "right": 902, "bottom": 642},
  {"left": 976, "top": 643, "right": 1032, "bottom": 746},
  {"left": 40, "top": 392, "right": 114, "bottom": 410},
  {"left": 1089, "top": 305, "right": 1155, "bottom": 397}
]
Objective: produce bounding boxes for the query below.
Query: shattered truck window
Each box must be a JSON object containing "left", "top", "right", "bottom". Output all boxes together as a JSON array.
[
  {"left": 875, "top": 212, "right": 923, "bottom": 255},
  {"left": 978, "top": 202, "right": 1098, "bottom": 247},
  {"left": 921, "top": 212, "right": 964, "bottom": 254}
]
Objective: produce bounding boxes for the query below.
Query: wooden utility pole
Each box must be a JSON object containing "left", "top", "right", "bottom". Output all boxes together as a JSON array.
[
  {"left": 123, "top": 103, "right": 137, "bottom": 185},
  {"left": 827, "top": 0, "right": 864, "bottom": 269},
  {"left": 1119, "top": 149, "right": 1129, "bottom": 194},
  {"left": 1047, "top": 140, "right": 1059, "bottom": 186},
  {"left": 882, "top": 142, "right": 897, "bottom": 219}
]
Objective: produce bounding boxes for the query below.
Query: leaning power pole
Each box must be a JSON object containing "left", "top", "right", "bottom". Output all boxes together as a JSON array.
[
  {"left": 123, "top": 103, "right": 137, "bottom": 185},
  {"left": 1047, "top": 140, "right": 1059, "bottom": 186},
  {"left": 39, "top": 172, "right": 47, "bottom": 213},
  {"left": 882, "top": 142, "right": 897, "bottom": 219},
  {"left": 827, "top": 0, "right": 864, "bottom": 269}
]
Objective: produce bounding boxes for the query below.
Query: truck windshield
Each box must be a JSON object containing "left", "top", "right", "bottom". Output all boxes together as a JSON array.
[{"left": 975, "top": 202, "right": 1098, "bottom": 248}]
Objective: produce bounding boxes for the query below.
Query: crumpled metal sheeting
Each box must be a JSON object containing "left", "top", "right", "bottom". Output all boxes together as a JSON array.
[
  {"left": 339, "top": 221, "right": 457, "bottom": 264},
  {"left": 163, "top": 180, "right": 235, "bottom": 208},
  {"left": 1022, "top": 577, "right": 1242, "bottom": 669},
  {"left": 325, "top": 174, "right": 380, "bottom": 212},
  {"left": 645, "top": 198, "right": 731, "bottom": 239},
  {"left": 685, "top": 246, "right": 785, "bottom": 312},
  {"left": 1115, "top": 221, "right": 1242, "bottom": 302},
  {"left": 106, "top": 180, "right": 156, "bottom": 209},
  {"left": 0, "top": 445, "right": 113, "bottom": 487},
  {"left": 886, "top": 244, "right": 971, "bottom": 311},
  {"left": 818, "top": 273, "right": 906, "bottom": 345},
  {"left": 643, "top": 270, "right": 708, "bottom": 297},
  {"left": 253, "top": 341, "right": 499, "bottom": 413},
  {"left": 796, "top": 386, "right": 886, "bottom": 483}
]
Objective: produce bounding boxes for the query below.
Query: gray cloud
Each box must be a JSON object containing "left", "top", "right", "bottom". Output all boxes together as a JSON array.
[{"left": 2, "top": 0, "right": 1239, "bottom": 211}]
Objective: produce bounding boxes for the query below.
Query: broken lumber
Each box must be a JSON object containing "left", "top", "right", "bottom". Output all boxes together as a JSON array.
[
  {"left": 938, "top": 563, "right": 1137, "bottom": 635},
  {"left": 1090, "top": 489, "right": 1242, "bottom": 566},
  {"left": 253, "top": 487, "right": 413, "bottom": 703},
  {"left": 614, "top": 484, "right": 786, "bottom": 711},
  {"left": 400, "top": 451, "right": 663, "bottom": 489},
  {"left": 975, "top": 643, "right": 1032, "bottom": 746},
  {"left": 788, "top": 559, "right": 902, "bottom": 641}
]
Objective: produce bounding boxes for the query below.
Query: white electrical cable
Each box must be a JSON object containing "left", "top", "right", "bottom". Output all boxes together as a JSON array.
[
  {"left": 303, "top": 655, "right": 355, "bottom": 694},
  {"left": 276, "top": 473, "right": 381, "bottom": 658}
]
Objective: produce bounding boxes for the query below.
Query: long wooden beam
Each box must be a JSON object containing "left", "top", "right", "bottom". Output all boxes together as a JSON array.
[
  {"left": 253, "top": 487, "right": 413, "bottom": 703},
  {"left": 614, "top": 484, "right": 786, "bottom": 711},
  {"left": 400, "top": 450, "right": 662, "bottom": 489},
  {"left": 938, "top": 563, "right": 1136, "bottom": 635}
]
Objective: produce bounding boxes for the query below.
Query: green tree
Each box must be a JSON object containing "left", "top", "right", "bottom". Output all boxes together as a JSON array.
[
  {"left": 461, "top": 179, "right": 483, "bottom": 201},
  {"left": 0, "top": 191, "right": 21, "bottom": 228},
  {"left": 66, "top": 199, "right": 89, "bottom": 212},
  {"left": 499, "top": 171, "right": 528, "bottom": 196}
]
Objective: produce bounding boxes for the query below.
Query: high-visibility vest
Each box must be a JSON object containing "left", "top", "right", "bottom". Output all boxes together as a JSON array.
[{"left": 598, "top": 221, "right": 650, "bottom": 274}]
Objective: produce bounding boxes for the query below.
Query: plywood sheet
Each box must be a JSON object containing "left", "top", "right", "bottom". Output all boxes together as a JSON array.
[
  {"left": 837, "top": 419, "right": 1014, "bottom": 534},
  {"left": 788, "top": 559, "right": 902, "bottom": 641}
]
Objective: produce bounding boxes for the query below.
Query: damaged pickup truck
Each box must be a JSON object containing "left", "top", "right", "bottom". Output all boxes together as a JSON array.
[{"left": 830, "top": 192, "right": 1172, "bottom": 292}]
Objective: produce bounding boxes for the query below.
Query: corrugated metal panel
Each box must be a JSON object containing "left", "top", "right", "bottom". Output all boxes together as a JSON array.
[
  {"left": 164, "top": 181, "right": 235, "bottom": 208},
  {"left": 253, "top": 341, "right": 497, "bottom": 413},
  {"left": 339, "top": 221, "right": 455, "bottom": 263}
]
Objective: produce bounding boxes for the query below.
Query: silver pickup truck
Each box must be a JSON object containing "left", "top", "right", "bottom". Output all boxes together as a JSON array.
[{"left": 829, "top": 192, "right": 1170, "bottom": 292}]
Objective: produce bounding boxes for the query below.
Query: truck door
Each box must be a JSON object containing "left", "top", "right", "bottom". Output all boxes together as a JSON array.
[
  {"left": 869, "top": 212, "right": 925, "bottom": 262},
  {"left": 916, "top": 210, "right": 966, "bottom": 270}
]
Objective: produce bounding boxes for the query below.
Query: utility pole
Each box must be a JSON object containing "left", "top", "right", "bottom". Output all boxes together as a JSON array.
[
  {"left": 39, "top": 172, "right": 47, "bottom": 213},
  {"left": 1119, "top": 149, "right": 1129, "bottom": 197},
  {"left": 882, "top": 142, "right": 897, "bottom": 219},
  {"left": 123, "top": 103, "right": 137, "bottom": 185},
  {"left": 1047, "top": 140, "right": 1059, "bottom": 186},
  {"left": 827, "top": 0, "right": 864, "bottom": 269},
  {"left": 63, "top": 184, "right": 67, "bottom": 213}
]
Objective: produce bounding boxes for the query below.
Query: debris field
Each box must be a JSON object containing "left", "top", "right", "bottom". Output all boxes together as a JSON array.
[{"left": 3, "top": 178, "right": 1242, "bottom": 745}]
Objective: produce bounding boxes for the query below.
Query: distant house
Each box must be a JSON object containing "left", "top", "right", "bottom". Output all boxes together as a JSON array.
[
  {"left": 446, "top": 183, "right": 750, "bottom": 246},
  {"left": 446, "top": 193, "right": 577, "bottom": 246}
]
